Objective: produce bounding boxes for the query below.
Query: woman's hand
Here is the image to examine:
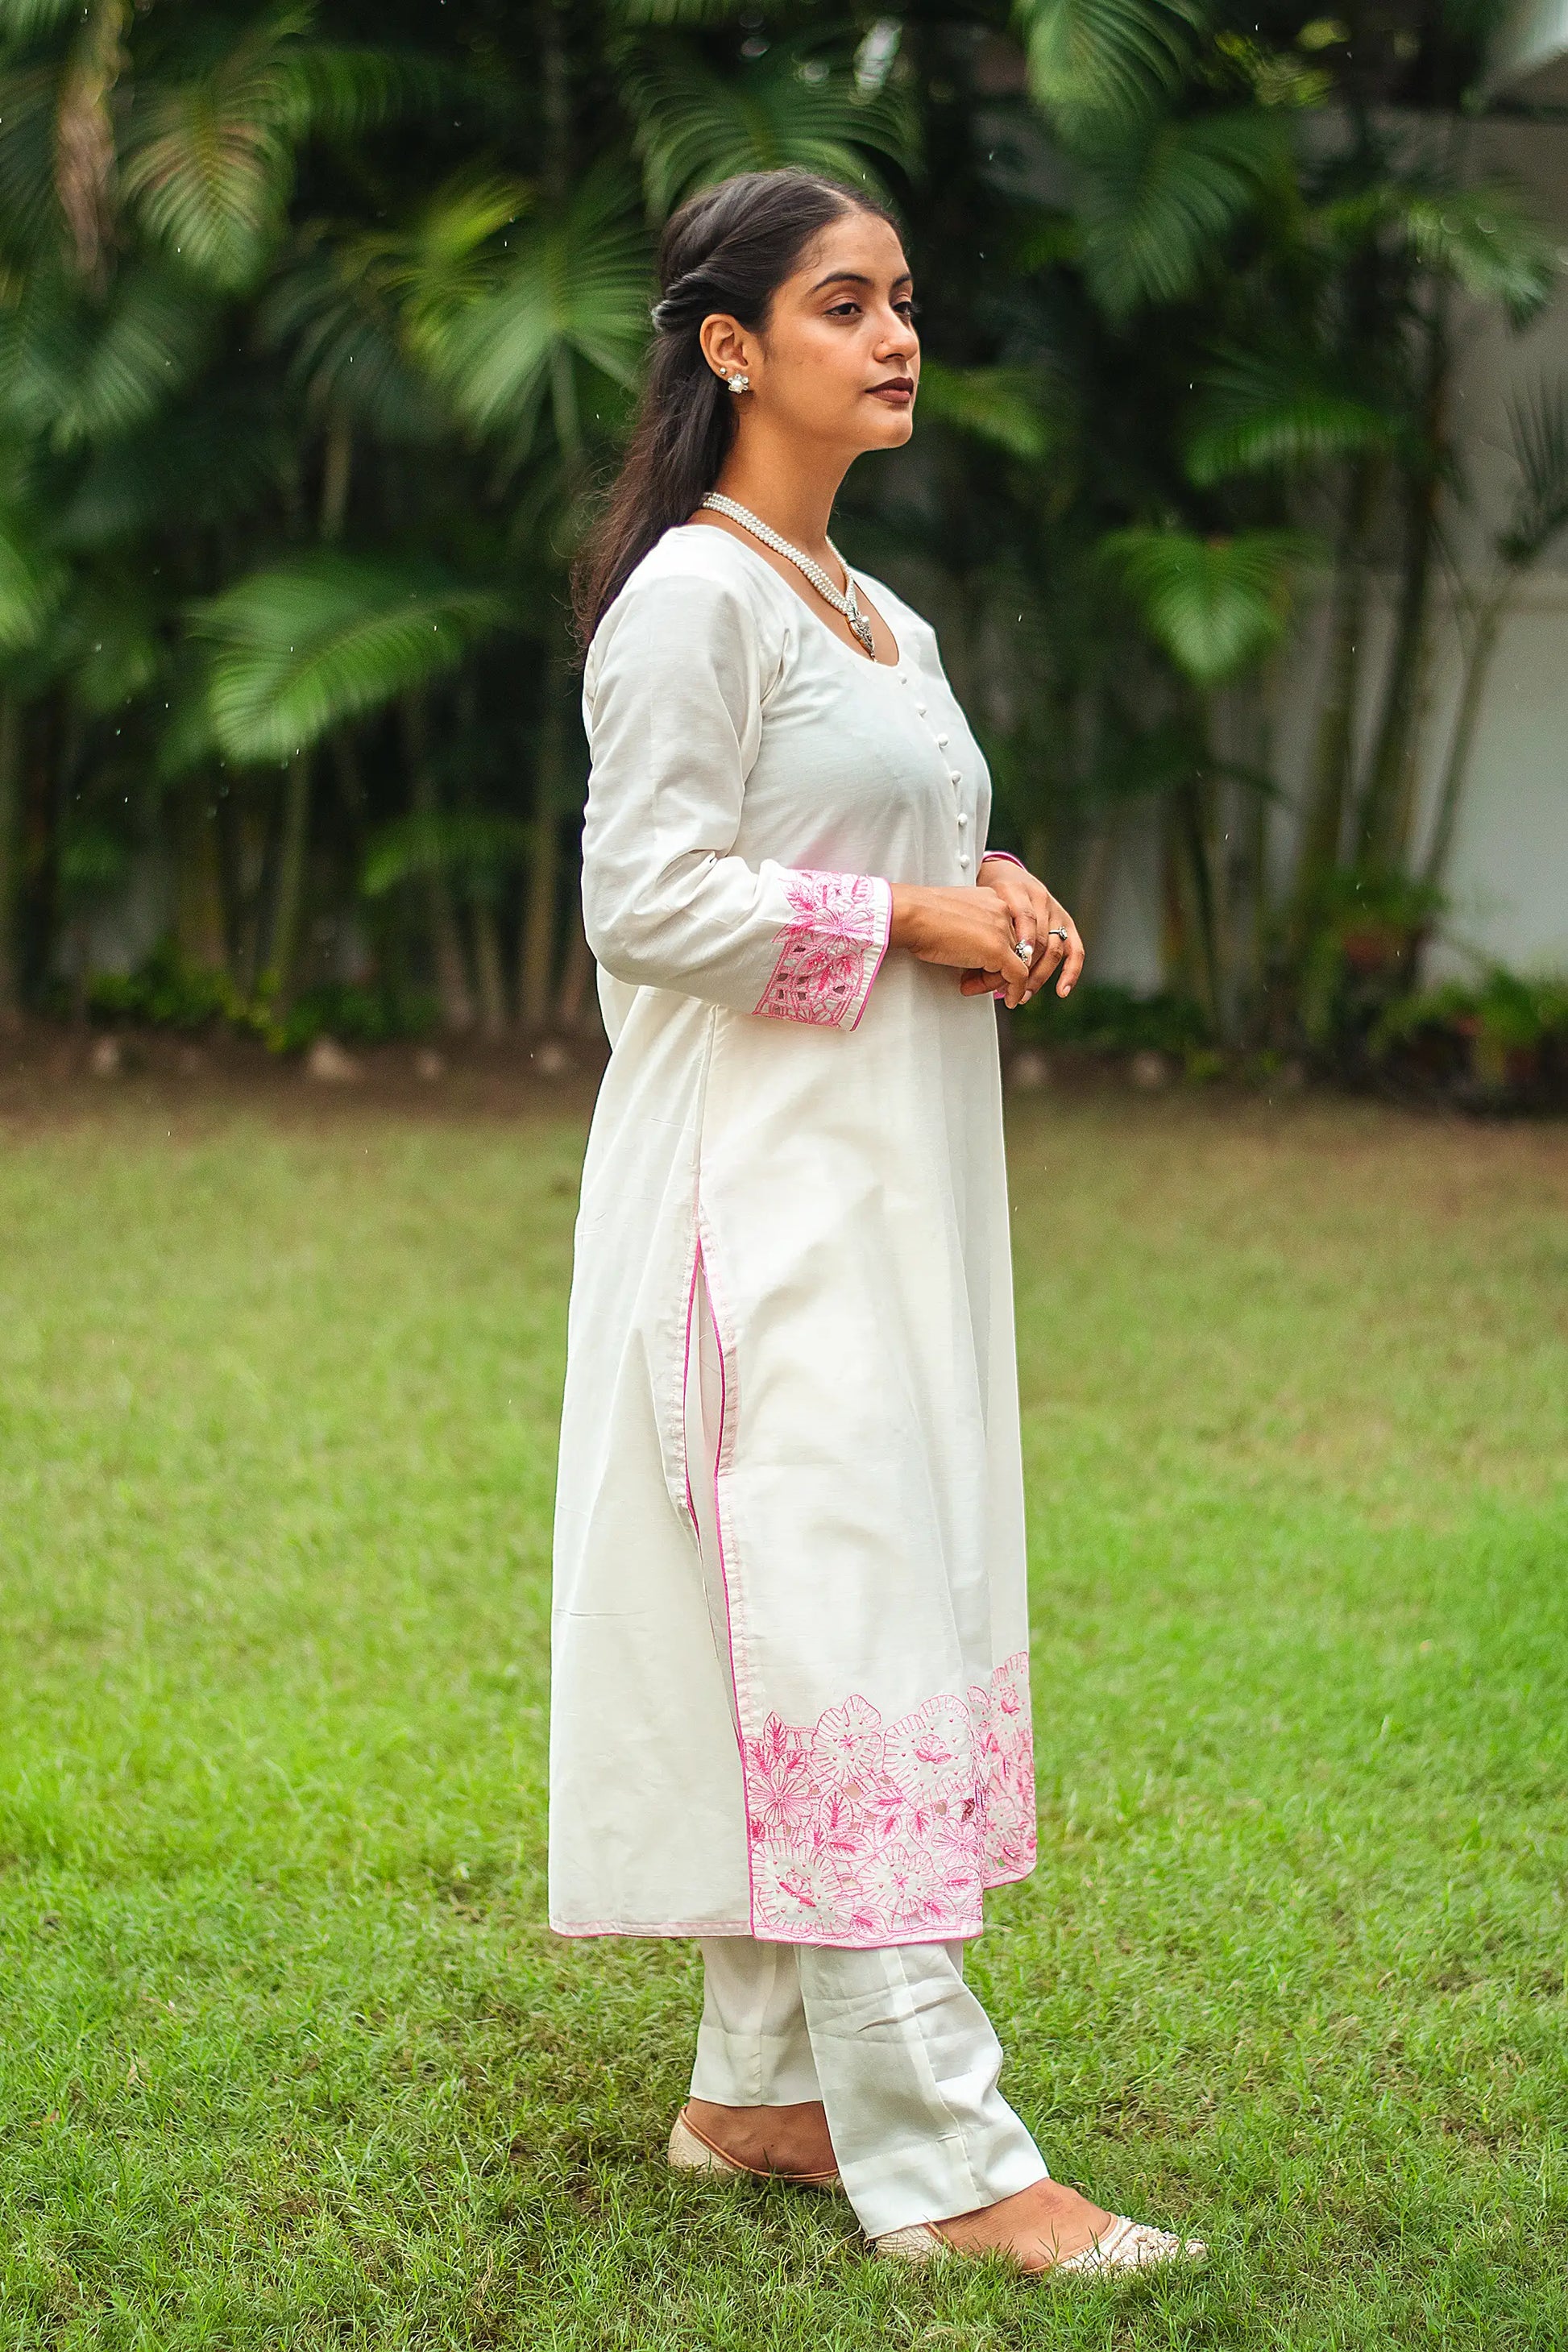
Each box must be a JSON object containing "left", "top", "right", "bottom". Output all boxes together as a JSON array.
[
  {"left": 889, "top": 882, "right": 1039, "bottom": 1009},
  {"left": 962, "top": 856, "right": 1084, "bottom": 1005}
]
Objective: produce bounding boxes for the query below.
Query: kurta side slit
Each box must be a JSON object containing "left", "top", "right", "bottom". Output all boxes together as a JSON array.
[{"left": 549, "top": 524, "right": 1037, "bottom": 1950}]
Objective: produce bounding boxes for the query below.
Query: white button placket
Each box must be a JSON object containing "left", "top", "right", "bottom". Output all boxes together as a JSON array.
[{"left": 894, "top": 657, "right": 973, "bottom": 877}]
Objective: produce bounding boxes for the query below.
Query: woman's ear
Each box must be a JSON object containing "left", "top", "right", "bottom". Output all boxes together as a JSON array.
[{"left": 697, "top": 314, "right": 752, "bottom": 386}]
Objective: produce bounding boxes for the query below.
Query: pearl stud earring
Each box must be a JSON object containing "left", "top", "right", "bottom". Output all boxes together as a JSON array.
[{"left": 726, "top": 372, "right": 751, "bottom": 394}]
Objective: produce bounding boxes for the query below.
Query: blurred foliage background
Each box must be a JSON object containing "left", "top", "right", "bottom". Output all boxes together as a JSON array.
[{"left": 0, "top": 0, "right": 1563, "bottom": 1085}]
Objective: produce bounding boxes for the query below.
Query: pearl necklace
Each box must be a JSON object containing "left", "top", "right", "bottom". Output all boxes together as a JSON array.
[{"left": 699, "top": 492, "right": 877, "bottom": 658}]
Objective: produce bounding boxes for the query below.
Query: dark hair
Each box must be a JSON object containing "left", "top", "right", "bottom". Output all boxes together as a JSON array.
[{"left": 570, "top": 168, "right": 902, "bottom": 654}]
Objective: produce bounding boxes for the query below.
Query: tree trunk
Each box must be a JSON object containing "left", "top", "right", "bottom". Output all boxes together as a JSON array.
[
  {"left": 1358, "top": 297, "right": 1450, "bottom": 868},
  {"left": 264, "top": 755, "right": 312, "bottom": 1010},
  {"left": 0, "top": 694, "right": 22, "bottom": 1025},
  {"left": 472, "top": 898, "right": 509, "bottom": 1039},
  {"left": 403, "top": 698, "right": 474, "bottom": 1035},
  {"left": 1421, "top": 592, "right": 1504, "bottom": 892},
  {"left": 1072, "top": 809, "right": 1118, "bottom": 962},
  {"left": 1287, "top": 456, "right": 1376, "bottom": 956},
  {"left": 555, "top": 894, "right": 599, "bottom": 1036},
  {"left": 519, "top": 665, "right": 569, "bottom": 1030},
  {"left": 320, "top": 417, "right": 353, "bottom": 544},
  {"left": 174, "top": 782, "right": 229, "bottom": 976},
  {"left": 1181, "top": 770, "right": 1223, "bottom": 1038},
  {"left": 55, "top": 0, "right": 130, "bottom": 289}
]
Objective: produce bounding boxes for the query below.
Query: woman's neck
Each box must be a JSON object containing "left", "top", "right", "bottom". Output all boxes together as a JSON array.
[{"left": 708, "top": 442, "right": 850, "bottom": 567}]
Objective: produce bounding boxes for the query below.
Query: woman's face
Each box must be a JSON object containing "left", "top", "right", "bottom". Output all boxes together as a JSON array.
[{"left": 701, "top": 209, "right": 919, "bottom": 455}]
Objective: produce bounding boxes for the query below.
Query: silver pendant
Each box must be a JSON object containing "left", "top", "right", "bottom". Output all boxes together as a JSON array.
[{"left": 848, "top": 611, "right": 877, "bottom": 657}]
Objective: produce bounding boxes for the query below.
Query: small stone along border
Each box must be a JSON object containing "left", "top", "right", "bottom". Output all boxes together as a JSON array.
[
  {"left": 0, "top": 1019, "right": 609, "bottom": 1097},
  {"left": 1002, "top": 1041, "right": 1568, "bottom": 1115}
]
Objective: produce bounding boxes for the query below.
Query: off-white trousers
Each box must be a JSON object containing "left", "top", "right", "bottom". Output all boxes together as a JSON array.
[
  {"left": 684, "top": 1251, "right": 1047, "bottom": 2237},
  {"left": 691, "top": 1934, "right": 1049, "bottom": 2238}
]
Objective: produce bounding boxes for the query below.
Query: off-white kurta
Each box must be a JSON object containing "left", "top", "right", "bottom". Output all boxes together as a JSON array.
[{"left": 548, "top": 522, "right": 1035, "bottom": 1949}]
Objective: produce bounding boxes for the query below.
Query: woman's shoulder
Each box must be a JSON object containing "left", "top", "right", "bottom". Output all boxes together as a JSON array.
[{"left": 589, "top": 524, "right": 787, "bottom": 666}]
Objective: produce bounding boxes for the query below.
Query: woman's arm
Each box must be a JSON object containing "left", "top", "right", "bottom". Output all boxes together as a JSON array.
[{"left": 580, "top": 569, "right": 890, "bottom": 1031}]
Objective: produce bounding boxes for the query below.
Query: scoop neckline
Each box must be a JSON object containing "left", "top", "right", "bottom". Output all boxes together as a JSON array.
[{"left": 672, "top": 521, "right": 906, "bottom": 674}]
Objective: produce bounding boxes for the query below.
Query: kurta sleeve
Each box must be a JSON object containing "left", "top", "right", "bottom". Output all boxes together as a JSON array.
[{"left": 580, "top": 565, "right": 891, "bottom": 1031}]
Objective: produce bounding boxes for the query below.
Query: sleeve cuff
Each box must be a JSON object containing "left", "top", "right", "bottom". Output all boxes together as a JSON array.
[
  {"left": 753, "top": 869, "right": 893, "bottom": 1031},
  {"left": 977, "top": 848, "right": 1026, "bottom": 872}
]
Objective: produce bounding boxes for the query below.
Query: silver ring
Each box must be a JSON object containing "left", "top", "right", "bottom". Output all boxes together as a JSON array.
[
  {"left": 1047, "top": 926, "right": 1068, "bottom": 940},
  {"left": 1014, "top": 940, "right": 1034, "bottom": 962}
]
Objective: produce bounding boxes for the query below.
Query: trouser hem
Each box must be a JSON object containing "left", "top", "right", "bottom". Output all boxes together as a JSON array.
[
  {"left": 691, "top": 2020, "right": 823, "bottom": 2107},
  {"left": 845, "top": 2135, "right": 1050, "bottom": 2240}
]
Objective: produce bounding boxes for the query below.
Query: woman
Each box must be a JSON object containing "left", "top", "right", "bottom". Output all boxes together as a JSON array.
[{"left": 550, "top": 166, "right": 1202, "bottom": 2277}]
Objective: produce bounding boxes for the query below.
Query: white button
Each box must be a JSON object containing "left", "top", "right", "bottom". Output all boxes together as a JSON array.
[
  {"left": 949, "top": 769, "right": 961, "bottom": 785},
  {"left": 915, "top": 702, "right": 927, "bottom": 716},
  {"left": 957, "top": 854, "right": 970, "bottom": 869},
  {"left": 936, "top": 733, "right": 948, "bottom": 747},
  {"left": 956, "top": 811, "right": 968, "bottom": 827},
  {"left": 898, "top": 673, "right": 908, "bottom": 685}
]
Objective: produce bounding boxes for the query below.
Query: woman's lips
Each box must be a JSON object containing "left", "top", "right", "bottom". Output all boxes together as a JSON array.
[{"left": 868, "top": 382, "right": 915, "bottom": 404}]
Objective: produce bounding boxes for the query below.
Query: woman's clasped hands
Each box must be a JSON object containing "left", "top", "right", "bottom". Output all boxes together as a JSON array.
[{"left": 888, "top": 856, "right": 1085, "bottom": 1008}]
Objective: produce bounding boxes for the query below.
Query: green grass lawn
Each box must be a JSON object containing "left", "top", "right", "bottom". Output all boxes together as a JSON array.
[{"left": 2, "top": 1081, "right": 1564, "bottom": 2349}]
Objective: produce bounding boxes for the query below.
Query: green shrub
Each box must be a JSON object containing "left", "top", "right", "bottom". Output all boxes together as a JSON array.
[
  {"left": 272, "top": 983, "right": 438, "bottom": 1055},
  {"left": 1017, "top": 979, "right": 1210, "bottom": 1056},
  {"left": 88, "top": 945, "right": 438, "bottom": 1056},
  {"left": 88, "top": 944, "right": 248, "bottom": 1032},
  {"left": 1372, "top": 968, "right": 1568, "bottom": 1092}
]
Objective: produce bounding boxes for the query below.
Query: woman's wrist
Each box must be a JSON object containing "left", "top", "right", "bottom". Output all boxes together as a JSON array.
[{"left": 888, "top": 881, "right": 933, "bottom": 954}]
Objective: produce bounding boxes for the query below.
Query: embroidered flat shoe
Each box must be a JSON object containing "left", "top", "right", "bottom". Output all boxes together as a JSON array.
[
  {"left": 873, "top": 2212, "right": 1206, "bottom": 2275},
  {"left": 667, "top": 2106, "right": 844, "bottom": 2192}
]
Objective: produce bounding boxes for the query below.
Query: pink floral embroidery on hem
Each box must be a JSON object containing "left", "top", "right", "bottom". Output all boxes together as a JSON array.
[
  {"left": 743, "top": 1653, "right": 1035, "bottom": 1941},
  {"left": 753, "top": 869, "right": 890, "bottom": 1030}
]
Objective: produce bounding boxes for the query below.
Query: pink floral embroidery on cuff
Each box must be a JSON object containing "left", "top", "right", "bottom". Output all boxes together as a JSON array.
[
  {"left": 744, "top": 1653, "right": 1035, "bottom": 1942},
  {"left": 753, "top": 869, "right": 892, "bottom": 1031}
]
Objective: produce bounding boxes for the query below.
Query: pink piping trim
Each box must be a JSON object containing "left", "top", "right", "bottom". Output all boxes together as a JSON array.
[
  {"left": 847, "top": 875, "right": 893, "bottom": 1032},
  {"left": 695, "top": 1222, "right": 758, "bottom": 1938},
  {"left": 679, "top": 1246, "right": 699, "bottom": 1533},
  {"left": 552, "top": 1917, "right": 755, "bottom": 1939}
]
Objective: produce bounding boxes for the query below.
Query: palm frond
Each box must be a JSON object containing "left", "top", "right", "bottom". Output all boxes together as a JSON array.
[
  {"left": 1101, "top": 524, "right": 1311, "bottom": 684},
  {"left": 1075, "top": 109, "right": 1291, "bottom": 316},
  {"left": 608, "top": 0, "right": 755, "bottom": 22},
  {"left": 190, "top": 554, "right": 515, "bottom": 765},
  {"left": 0, "top": 262, "right": 214, "bottom": 448},
  {"left": 259, "top": 232, "right": 450, "bottom": 442},
  {"left": 415, "top": 165, "right": 651, "bottom": 457},
  {"left": 1014, "top": 0, "right": 1202, "bottom": 122},
  {"left": 52, "top": 390, "right": 288, "bottom": 547},
  {"left": 619, "top": 35, "right": 918, "bottom": 219},
  {"left": 915, "top": 361, "right": 1057, "bottom": 461},
  {"left": 45, "top": 566, "right": 163, "bottom": 711},
  {"left": 281, "top": 42, "right": 458, "bottom": 143},
  {"left": 121, "top": 15, "right": 451, "bottom": 295},
  {"left": 0, "top": 64, "right": 60, "bottom": 257},
  {"left": 1498, "top": 378, "right": 1568, "bottom": 567},
  {"left": 1186, "top": 346, "right": 1400, "bottom": 483},
  {"left": 0, "top": 504, "right": 65, "bottom": 652},
  {"left": 1321, "top": 180, "right": 1558, "bottom": 327},
  {"left": 1399, "top": 183, "right": 1558, "bottom": 327},
  {"left": 362, "top": 808, "right": 527, "bottom": 896},
  {"left": 0, "top": 0, "right": 92, "bottom": 43}
]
